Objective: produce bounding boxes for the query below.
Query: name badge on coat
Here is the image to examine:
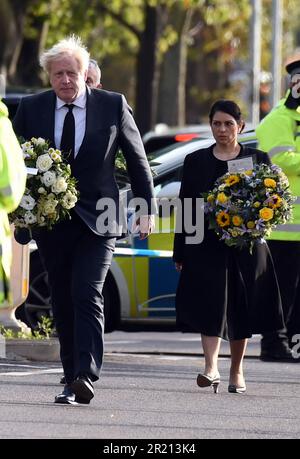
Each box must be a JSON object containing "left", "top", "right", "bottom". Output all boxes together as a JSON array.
[{"left": 227, "top": 156, "right": 254, "bottom": 173}]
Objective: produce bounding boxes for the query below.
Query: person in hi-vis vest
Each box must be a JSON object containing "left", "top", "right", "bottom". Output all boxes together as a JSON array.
[
  {"left": 256, "top": 57, "right": 300, "bottom": 362},
  {"left": 0, "top": 99, "right": 26, "bottom": 306}
]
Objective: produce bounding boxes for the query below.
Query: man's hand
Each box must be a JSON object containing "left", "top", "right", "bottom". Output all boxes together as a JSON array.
[
  {"left": 133, "top": 215, "right": 155, "bottom": 240},
  {"left": 175, "top": 262, "right": 183, "bottom": 272}
]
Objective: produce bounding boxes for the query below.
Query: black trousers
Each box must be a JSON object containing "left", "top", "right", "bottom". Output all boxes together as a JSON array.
[
  {"left": 35, "top": 213, "right": 116, "bottom": 383},
  {"left": 262, "top": 240, "right": 300, "bottom": 348}
]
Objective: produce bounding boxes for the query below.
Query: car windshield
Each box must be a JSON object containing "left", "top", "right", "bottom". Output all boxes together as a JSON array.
[{"left": 148, "top": 137, "right": 209, "bottom": 165}]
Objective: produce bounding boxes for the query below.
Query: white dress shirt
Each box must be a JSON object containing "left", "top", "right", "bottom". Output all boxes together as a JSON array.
[{"left": 55, "top": 91, "right": 86, "bottom": 158}]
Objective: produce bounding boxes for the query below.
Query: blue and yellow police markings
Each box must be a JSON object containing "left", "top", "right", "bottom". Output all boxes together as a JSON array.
[{"left": 113, "top": 210, "right": 179, "bottom": 320}]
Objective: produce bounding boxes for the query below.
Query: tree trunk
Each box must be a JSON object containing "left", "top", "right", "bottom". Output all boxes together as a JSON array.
[
  {"left": 14, "top": 15, "right": 49, "bottom": 87},
  {"left": 135, "top": 4, "right": 159, "bottom": 135},
  {"left": 156, "top": 7, "right": 194, "bottom": 126},
  {"left": 0, "top": 0, "right": 29, "bottom": 84}
]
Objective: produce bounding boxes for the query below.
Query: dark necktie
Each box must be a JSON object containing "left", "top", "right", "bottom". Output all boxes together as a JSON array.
[{"left": 60, "top": 104, "right": 75, "bottom": 166}]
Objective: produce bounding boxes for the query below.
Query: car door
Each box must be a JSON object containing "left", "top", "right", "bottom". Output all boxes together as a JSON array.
[{"left": 130, "top": 167, "right": 183, "bottom": 320}]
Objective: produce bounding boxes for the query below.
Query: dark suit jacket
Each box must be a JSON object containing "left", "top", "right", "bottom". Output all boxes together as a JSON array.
[{"left": 13, "top": 87, "right": 155, "bottom": 236}]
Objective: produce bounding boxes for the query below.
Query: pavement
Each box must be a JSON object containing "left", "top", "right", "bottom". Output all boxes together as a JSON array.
[
  {"left": 2, "top": 330, "right": 263, "bottom": 362},
  {"left": 3, "top": 330, "right": 300, "bottom": 362},
  {"left": 103, "top": 331, "right": 262, "bottom": 357}
]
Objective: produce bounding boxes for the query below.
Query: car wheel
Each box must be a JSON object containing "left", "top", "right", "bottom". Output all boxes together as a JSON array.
[{"left": 16, "top": 251, "right": 120, "bottom": 333}]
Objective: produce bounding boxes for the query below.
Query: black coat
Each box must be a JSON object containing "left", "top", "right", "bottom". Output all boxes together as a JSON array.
[{"left": 173, "top": 145, "right": 284, "bottom": 339}]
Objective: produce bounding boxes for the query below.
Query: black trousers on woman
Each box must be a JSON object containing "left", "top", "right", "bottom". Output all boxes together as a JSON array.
[{"left": 34, "top": 212, "right": 116, "bottom": 383}]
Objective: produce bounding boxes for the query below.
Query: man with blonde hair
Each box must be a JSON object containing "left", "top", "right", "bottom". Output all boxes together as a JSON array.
[{"left": 14, "top": 36, "right": 155, "bottom": 404}]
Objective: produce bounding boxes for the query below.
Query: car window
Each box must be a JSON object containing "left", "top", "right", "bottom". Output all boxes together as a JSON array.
[
  {"left": 242, "top": 139, "right": 258, "bottom": 148},
  {"left": 154, "top": 167, "right": 183, "bottom": 196},
  {"left": 144, "top": 137, "right": 178, "bottom": 154},
  {"left": 149, "top": 138, "right": 203, "bottom": 164}
]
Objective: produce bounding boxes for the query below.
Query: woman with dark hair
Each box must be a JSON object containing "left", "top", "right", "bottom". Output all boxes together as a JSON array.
[{"left": 173, "top": 99, "right": 284, "bottom": 394}]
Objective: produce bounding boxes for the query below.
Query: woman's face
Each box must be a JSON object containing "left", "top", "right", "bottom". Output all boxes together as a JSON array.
[{"left": 210, "top": 111, "right": 241, "bottom": 147}]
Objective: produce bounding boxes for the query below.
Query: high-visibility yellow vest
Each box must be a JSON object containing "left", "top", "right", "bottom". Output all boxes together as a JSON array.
[
  {"left": 0, "top": 100, "right": 26, "bottom": 305},
  {"left": 256, "top": 91, "right": 300, "bottom": 241}
]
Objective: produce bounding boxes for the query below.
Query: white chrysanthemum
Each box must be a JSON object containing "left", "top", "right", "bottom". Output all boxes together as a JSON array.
[
  {"left": 41, "top": 171, "right": 56, "bottom": 187},
  {"left": 24, "top": 211, "right": 37, "bottom": 225},
  {"left": 61, "top": 191, "right": 78, "bottom": 209},
  {"left": 38, "top": 187, "right": 47, "bottom": 194},
  {"left": 51, "top": 177, "right": 68, "bottom": 194},
  {"left": 36, "top": 153, "right": 53, "bottom": 172},
  {"left": 20, "top": 194, "right": 36, "bottom": 211}
]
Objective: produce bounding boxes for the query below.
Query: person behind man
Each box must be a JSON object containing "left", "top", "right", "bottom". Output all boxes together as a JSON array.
[
  {"left": 256, "top": 57, "right": 300, "bottom": 362},
  {"left": 86, "top": 58, "right": 102, "bottom": 89},
  {"left": 13, "top": 36, "right": 155, "bottom": 405},
  {"left": 0, "top": 99, "right": 26, "bottom": 305}
]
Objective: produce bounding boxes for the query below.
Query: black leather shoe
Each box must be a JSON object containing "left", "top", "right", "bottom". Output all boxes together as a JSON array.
[
  {"left": 260, "top": 347, "right": 299, "bottom": 362},
  {"left": 71, "top": 375, "right": 94, "bottom": 404},
  {"left": 54, "top": 384, "right": 77, "bottom": 405}
]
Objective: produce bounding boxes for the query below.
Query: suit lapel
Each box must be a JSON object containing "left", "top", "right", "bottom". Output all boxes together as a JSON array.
[{"left": 40, "top": 91, "right": 56, "bottom": 147}]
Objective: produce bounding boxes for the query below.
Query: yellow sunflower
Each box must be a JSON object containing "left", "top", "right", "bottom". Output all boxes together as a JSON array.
[
  {"left": 216, "top": 211, "right": 230, "bottom": 227},
  {"left": 225, "top": 174, "right": 240, "bottom": 186},
  {"left": 268, "top": 194, "right": 283, "bottom": 208}
]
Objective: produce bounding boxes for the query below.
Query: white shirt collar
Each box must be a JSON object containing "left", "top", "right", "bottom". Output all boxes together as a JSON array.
[{"left": 56, "top": 89, "right": 87, "bottom": 109}]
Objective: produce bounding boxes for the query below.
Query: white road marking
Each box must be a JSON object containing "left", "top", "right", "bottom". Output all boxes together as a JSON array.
[
  {"left": 105, "top": 340, "right": 140, "bottom": 344},
  {"left": 0, "top": 363, "right": 47, "bottom": 369},
  {"left": 0, "top": 368, "right": 62, "bottom": 377}
]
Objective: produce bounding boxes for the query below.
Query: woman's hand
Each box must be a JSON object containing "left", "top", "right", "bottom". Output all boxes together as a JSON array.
[{"left": 175, "top": 262, "right": 183, "bottom": 272}]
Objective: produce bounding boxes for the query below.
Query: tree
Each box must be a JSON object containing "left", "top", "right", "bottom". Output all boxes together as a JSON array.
[
  {"left": 2, "top": 0, "right": 300, "bottom": 130},
  {"left": 0, "top": 0, "right": 32, "bottom": 83},
  {"left": 156, "top": 4, "right": 195, "bottom": 126}
]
